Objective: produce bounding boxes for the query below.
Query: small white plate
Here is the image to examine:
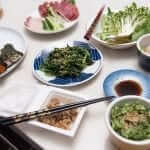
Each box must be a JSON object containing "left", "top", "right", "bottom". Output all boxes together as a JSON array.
[
  {"left": 24, "top": 9, "right": 79, "bottom": 34},
  {"left": 32, "top": 41, "right": 103, "bottom": 87},
  {"left": 0, "top": 26, "right": 27, "bottom": 78},
  {"left": 28, "top": 88, "right": 87, "bottom": 137},
  {"left": 88, "top": 9, "right": 136, "bottom": 50}
]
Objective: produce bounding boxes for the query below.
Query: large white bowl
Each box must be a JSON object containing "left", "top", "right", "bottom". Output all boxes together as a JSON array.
[
  {"left": 89, "top": 9, "right": 136, "bottom": 50},
  {"left": 105, "top": 96, "right": 150, "bottom": 150}
]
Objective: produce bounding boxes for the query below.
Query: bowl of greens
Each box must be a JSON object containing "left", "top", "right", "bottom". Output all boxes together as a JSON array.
[
  {"left": 33, "top": 41, "right": 103, "bottom": 87},
  {"left": 105, "top": 96, "right": 150, "bottom": 150},
  {"left": 92, "top": 2, "right": 150, "bottom": 49}
]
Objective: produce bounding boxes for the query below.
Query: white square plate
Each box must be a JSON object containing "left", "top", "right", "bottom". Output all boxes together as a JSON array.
[{"left": 27, "top": 88, "right": 87, "bottom": 137}]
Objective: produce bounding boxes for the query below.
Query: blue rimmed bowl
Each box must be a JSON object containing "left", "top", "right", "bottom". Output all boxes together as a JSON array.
[
  {"left": 103, "top": 69, "right": 150, "bottom": 99},
  {"left": 33, "top": 41, "right": 103, "bottom": 87}
]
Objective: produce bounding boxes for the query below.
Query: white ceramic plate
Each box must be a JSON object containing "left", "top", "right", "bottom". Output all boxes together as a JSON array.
[
  {"left": 0, "top": 26, "right": 27, "bottom": 78},
  {"left": 88, "top": 9, "right": 136, "bottom": 49},
  {"left": 24, "top": 8, "right": 79, "bottom": 34},
  {"left": 28, "top": 88, "right": 87, "bottom": 137},
  {"left": 33, "top": 41, "right": 103, "bottom": 87}
]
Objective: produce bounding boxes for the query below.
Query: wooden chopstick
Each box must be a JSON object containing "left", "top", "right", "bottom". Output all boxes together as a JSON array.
[
  {"left": 0, "top": 96, "right": 115, "bottom": 126},
  {"left": 84, "top": 5, "right": 105, "bottom": 41}
]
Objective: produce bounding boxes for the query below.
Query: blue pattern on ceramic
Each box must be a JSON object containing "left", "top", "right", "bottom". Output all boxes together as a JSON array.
[
  {"left": 103, "top": 69, "right": 150, "bottom": 99},
  {"left": 33, "top": 41, "right": 103, "bottom": 87},
  {"left": 49, "top": 73, "right": 93, "bottom": 85},
  {"left": 73, "top": 41, "right": 101, "bottom": 61},
  {"left": 34, "top": 55, "right": 44, "bottom": 70}
]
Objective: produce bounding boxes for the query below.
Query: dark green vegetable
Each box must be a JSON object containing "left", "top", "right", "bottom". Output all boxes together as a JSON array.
[
  {"left": 70, "top": 0, "right": 75, "bottom": 4},
  {"left": 40, "top": 45, "right": 93, "bottom": 77},
  {"left": 45, "top": 17, "right": 54, "bottom": 30},
  {"left": 42, "top": 20, "right": 49, "bottom": 30},
  {"left": 111, "top": 101, "right": 150, "bottom": 141}
]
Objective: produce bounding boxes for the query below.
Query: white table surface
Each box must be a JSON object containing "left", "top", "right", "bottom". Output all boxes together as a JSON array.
[{"left": 0, "top": 0, "right": 150, "bottom": 149}]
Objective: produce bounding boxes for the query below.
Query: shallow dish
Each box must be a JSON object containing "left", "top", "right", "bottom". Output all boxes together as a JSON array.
[
  {"left": 105, "top": 95, "right": 150, "bottom": 150},
  {"left": 88, "top": 8, "right": 136, "bottom": 49},
  {"left": 28, "top": 89, "right": 86, "bottom": 137},
  {"left": 103, "top": 69, "right": 150, "bottom": 98},
  {"left": 33, "top": 41, "right": 103, "bottom": 87},
  {"left": 24, "top": 0, "right": 79, "bottom": 34},
  {"left": 0, "top": 27, "right": 27, "bottom": 78}
]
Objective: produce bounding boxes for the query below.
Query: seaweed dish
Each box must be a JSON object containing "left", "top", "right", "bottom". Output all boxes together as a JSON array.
[{"left": 0, "top": 44, "right": 23, "bottom": 74}]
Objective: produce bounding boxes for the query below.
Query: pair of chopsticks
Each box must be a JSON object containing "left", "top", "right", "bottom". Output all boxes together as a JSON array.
[
  {"left": 0, "top": 96, "right": 115, "bottom": 126},
  {"left": 0, "top": 5, "right": 107, "bottom": 127}
]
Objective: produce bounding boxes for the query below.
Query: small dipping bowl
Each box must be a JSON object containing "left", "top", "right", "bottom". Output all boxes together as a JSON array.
[
  {"left": 137, "top": 34, "right": 150, "bottom": 71},
  {"left": 105, "top": 96, "right": 150, "bottom": 150}
]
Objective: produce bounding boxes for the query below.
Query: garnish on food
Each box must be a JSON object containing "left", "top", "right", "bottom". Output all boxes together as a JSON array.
[
  {"left": 39, "top": 98, "right": 78, "bottom": 130},
  {"left": 0, "top": 44, "right": 23, "bottom": 74},
  {"left": 40, "top": 45, "right": 93, "bottom": 77},
  {"left": 111, "top": 101, "right": 150, "bottom": 140},
  {"left": 97, "top": 2, "right": 150, "bottom": 44}
]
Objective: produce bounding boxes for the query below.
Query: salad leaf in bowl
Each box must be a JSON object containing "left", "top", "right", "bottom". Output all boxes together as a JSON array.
[{"left": 95, "top": 2, "right": 150, "bottom": 49}]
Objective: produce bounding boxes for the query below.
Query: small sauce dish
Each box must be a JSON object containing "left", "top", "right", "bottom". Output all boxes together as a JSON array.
[{"left": 137, "top": 34, "right": 150, "bottom": 71}]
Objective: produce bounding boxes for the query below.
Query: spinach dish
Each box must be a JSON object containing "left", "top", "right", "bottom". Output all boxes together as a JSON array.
[
  {"left": 40, "top": 45, "right": 93, "bottom": 77},
  {"left": 111, "top": 101, "right": 150, "bottom": 140}
]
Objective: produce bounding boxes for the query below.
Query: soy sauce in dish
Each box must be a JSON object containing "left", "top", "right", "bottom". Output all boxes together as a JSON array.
[{"left": 115, "top": 80, "right": 142, "bottom": 96}]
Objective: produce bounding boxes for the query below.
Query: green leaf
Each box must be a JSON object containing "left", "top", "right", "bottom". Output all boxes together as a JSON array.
[{"left": 70, "top": 0, "right": 75, "bottom": 4}]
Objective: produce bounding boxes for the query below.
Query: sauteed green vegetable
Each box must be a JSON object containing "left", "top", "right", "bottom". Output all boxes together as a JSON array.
[
  {"left": 111, "top": 101, "right": 150, "bottom": 140},
  {"left": 40, "top": 45, "right": 93, "bottom": 77}
]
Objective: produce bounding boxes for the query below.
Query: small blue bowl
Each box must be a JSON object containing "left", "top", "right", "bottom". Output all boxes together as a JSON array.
[{"left": 103, "top": 69, "right": 150, "bottom": 99}]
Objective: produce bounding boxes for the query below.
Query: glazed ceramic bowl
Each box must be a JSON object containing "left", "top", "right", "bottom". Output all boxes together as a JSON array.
[
  {"left": 88, "top": 9, "right": 136, "bottom": 50},
  {"left": 105, "top": 96, "right": 150, "bottom": 150},
  {"left": 137, "top": 34, "right": 150, "bottom": 71}
]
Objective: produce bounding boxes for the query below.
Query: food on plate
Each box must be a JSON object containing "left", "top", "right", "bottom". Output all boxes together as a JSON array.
[
  {"left": 0, "top": 44, "right": 23, "bottom": 74},
  {"left": 97, "top": 3, "right": 150, "bottom": 44},
  {"left": 41, "top": 6, "right": 65, "bottom": 31},
  {"left": 24, "top": 17, "right": 44, "bottom": 32},
  {"left": 39, "top": 0, "right": 79, "bottom": 21},
  {"left": 39, "top": 98, "right": 78, "bottom": 130},
  {"left": 111, "top": 101, "right": 150, "bottom": 140},
  {"left": 40, "top": 45, "right": 93, "bottom": 77},
  {"left": 0, "top": 63, "right": 7, "bottom": 74},
  {"left": 39, "top": 0, "right": 79, "bottom": 31},
  {"left": 25, "top": 0, "right": 79, "bottom": 32},
  {"left": 115, "top": 80, "right": 142, "bottom": 96}
]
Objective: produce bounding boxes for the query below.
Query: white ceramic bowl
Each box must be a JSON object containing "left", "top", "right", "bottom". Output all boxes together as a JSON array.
[
  {"left": 105, "top": 96, "right": 150, "bottom": 150},
  {"left": 137, "top": 33, "right": 150, "bottom": 71},
  {"left": 89, "top": 9, "right": 136, "bottom": 50}
]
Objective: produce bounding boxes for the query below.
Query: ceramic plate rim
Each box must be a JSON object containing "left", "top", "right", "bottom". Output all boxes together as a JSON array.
[
  {"left": 0, "top": 26, "right": 27, "bottom": 78},
  {"left": 32, "top": 41, "right": 103, "bottom": 87},
  {"left": 103, "top": 68, "right": 149, "bottom": 97}
]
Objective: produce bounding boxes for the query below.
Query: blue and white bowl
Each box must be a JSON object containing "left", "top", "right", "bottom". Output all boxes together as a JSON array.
[
  {"left": 33, "top": 41, "right": 103, "bottom": 87},
  {"left": 103, "top": 69, "right": 150, "bottom": 99}
]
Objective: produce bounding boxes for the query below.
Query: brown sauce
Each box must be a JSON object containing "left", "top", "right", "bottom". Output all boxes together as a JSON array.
[{"left": 115, "top": 80, "right": 142, "bottom": 96}]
